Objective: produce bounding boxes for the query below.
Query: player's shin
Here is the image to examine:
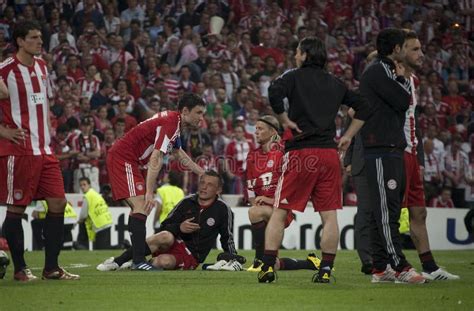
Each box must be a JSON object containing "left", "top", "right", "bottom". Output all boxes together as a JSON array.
[
  {"left": 129, "top": 213, "right": 148, "bottom": 263},
  {"left": 3, "top": 211, "right": 27, "bottom": 272},
  {"left": 250, "top": 220, "right": 266, "bottom": 262},
  {"left": 44, "top": 211, "right": 65, "bottom": 271}
]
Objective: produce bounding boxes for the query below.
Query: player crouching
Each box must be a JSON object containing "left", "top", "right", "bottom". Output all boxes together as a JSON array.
[{"left": 246, "top": 116, "right": 321, "bottom": 273}]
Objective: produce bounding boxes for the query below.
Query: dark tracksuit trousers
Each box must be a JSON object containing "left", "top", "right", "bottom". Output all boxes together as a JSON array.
[
  {"left": 353, "top": 171, "right": 372, "bottom": 266},
  {"left": 364, "top": 150, "right": 411, "bottom": 272}
]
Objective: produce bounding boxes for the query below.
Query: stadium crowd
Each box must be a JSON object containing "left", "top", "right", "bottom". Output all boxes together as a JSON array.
[{"left": 0, "top": 0, "right": 471, "bottom": 207}]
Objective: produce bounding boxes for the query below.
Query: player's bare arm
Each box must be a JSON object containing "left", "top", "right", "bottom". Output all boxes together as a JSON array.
[
  {"left": 145, "top": 149, "right": 164, "bottom": 214},
  {"left": 175, "top": 148, "right": 205, "bottom": 175},
  {"left": 338, "top": 118, "right": 365, "bottom": 152}
]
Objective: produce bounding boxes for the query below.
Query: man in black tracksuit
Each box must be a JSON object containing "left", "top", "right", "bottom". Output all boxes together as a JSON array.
[
  {"left": 359, "top": 28, "right": 425, "bottom": 283},
  {"left": 104, "top": 171, "right": 237, "bottom": 270}
]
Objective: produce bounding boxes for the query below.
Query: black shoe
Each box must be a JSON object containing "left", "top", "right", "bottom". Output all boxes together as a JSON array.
[
  {"left": 0, "top": 251, "right": 9, "bottom": 279},
  {"left": 312, "top": 267, "right": 332, "bottom": 283},
  {"left": 131, "top": 262, "right": 161, "bottom": 271},
  {"left": 361, "top": 263, "right": 373, "bottom": 275},
  {"left": 257, "top": 266, "right": 276, "bottom": 283}
]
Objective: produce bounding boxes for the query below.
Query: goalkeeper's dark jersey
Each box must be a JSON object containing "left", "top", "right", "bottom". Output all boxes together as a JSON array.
[{"left": 158, "top": 194, "right": 237, "bottom": 263}]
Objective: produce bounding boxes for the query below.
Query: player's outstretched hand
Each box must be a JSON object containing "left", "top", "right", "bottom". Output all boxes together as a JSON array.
[
  {"left": 180, "top": 217, "right": 200, "bottom": 233},
  {"left": 0, "top": 127, "right": 28, "bottom": 144}
]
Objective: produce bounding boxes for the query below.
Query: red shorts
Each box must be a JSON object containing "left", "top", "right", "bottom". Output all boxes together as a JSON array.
[
  {"left": 152, "top": 240, "right": 198, "bottom": 270},
  {"left": 403, "top": 152, "right": 425, "bottom": 207},
  {"left": 274, "top": 148, "right": 342, "bottom": 213},
  {"left": 107, "top": 151, "right": 146, "bottom": 201},
  {"left": 259, "top": 203, "right": 295, "bottom": 227},
  {"left": 0, "top": 155, "right": 65, "bottom": 206}
]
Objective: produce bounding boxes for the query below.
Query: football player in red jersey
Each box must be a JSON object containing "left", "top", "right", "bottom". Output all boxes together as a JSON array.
[
  {"left": 0, "top": 21, "right": 79, "bottom": 281},
  {"left": 246, "top": 115, "right": 320, "bottom": 272},
  {"left": 106, "top": 93, "right": 205, "bottom": 271}
]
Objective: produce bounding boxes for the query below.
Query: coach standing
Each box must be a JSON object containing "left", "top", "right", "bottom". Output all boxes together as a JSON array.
[
  {"left": 359, "top": 28, "right": 425, "bottom": 284},
  {"left": 258, "top": 37, "right": 371, "bottom": 284}
]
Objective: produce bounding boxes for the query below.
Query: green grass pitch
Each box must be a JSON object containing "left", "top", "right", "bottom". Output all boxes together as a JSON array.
[{"left": 0, "top": 250, "right": 473, "bottom": 311}]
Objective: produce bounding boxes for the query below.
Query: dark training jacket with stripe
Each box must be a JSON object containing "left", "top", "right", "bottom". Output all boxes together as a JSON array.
[
  {"left": 360, "top": 56, "right": 411, "bottom": 152},
  {"left": 158, "top": 194, "right": 237, "bottom": 263}
]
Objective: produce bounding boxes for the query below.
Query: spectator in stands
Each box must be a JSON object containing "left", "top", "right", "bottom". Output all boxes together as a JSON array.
[
  {"left": 423, "top": 138, "right": 444, "bottom": 204},
  {"left": 429, "top": 188, "right": 455, "bottom": 208},
  {"left": 443, "top": 135, "right": 471, "bottom": 208},
  {"left": 424, "top": 124, "right": 446, "bottom": 163},
  {"left": 111, "top": 100, "right": 137, "bottom": 133},
  {"left": 71, "top": 117, "right": 101, "bottom": 193},
  {"left": 51, "top": 124, "right": 80, "bottom": 193},
  {"left": 66, "top": 54, "right": 85, "bottom": 82},
  {"left": 111, "top": 78, "right": 135, "bottom": 113},
  {"left": 113, "top": 118, "right": 126, "bottom": 139},
  {"left": 103, "top": 2, "right": 121, "bottom": 35},
  {"left": 224, "top": 125, "right": 253, "bottom": 194},
  {"left": 49, "top": 18, "right": 76, "bottom": 52},
  {"left": 72, "top": 0, "right": 105, "bottom": 36},
  {"left": 90, "top": 81, "right": 114, "bottom": 111},
  {"left": 443, "top": 80, "right": 468, "bottom": 116}
]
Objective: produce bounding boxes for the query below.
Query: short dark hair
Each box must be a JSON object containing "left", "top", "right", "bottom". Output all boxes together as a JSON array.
[
  {"left": 56, "top": 123, "right": 70, "bottom": 134},
  {"left": 12, "top": 20, "right": 42, "bottom": 49},
  {"left": 177, "top": 92, "right": 206, "bottom": 111},
  {"left": 99, "top": 80, "right": 112, "bottom": 90},
  {"left": 66, "top": 117, "right": 79, "bottom": 129},
  {"left": 168, "top": 170, "right": 183, "bottom": 188},
  {"left": 203, "top": 170, "right": 223, "bottom": 188},
  {"left": 376, "top": 28, "right": 406, "bottom": 57},
  {"left": 404, "top": 30, "right": 418, "bottom": 41},
  {"left": 79, "top": 177, "right": 91, "bottom": 185},
  {"left": 298, "top": 36, "right": 327, "bottom": 68}
]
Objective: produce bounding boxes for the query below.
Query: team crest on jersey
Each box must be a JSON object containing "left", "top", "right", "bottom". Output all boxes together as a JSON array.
[
  {"left": 136, "top": 182, "right": 144, "bottom": 192},
  {"left": 206, "top": 218, "right": 215, "bottom": 226},
  {"left": 13, "top": 190, "right": 23, "bottom": 201},
  {"left": 387, "top": 179, "right": 397, "bottom": 190},
  {"left": 267, "top": 160, "right": 274, "bottom": 168}
]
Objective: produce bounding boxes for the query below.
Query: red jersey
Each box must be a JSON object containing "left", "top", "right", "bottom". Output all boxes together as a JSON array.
[
  {"left": 429, "top": 196, "right": 454, "bottom": 208},
  {"left": 225, "top": 139, "right": 253, "bottom": 177},
  {"left": 77, "top": 77, "right": 100, "bottom": 99},
  {"left": 245, "top": 144, "right": 283, "bottom": 198},
  {"left": 0, "top": 56, "right": 53, "bottom": 156},
  {"left": 109, "top": 110, "right": 181, "bottom": 166}
]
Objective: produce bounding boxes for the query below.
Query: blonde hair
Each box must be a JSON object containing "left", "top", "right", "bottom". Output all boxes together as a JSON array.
[{"left": 258, "top": 115, "right": 281, "bottom": 142}]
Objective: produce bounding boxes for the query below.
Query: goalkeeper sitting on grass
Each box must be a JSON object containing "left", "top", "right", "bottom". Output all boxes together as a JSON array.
[{"left": 98, "top": 171, "right": 242, "bottom": 271}]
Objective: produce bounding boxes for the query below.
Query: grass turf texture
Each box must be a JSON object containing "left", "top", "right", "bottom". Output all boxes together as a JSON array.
[{"left": 0, "top": 250, "right": 473, "bottom": 310}]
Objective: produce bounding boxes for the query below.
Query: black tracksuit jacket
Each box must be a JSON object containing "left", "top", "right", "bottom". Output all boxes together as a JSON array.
[
  {"left": 158, "top": 194, "right": 237, "bottom": 263},
  {"left": 268, "top": 64, "right": 372, "bottom": 151},
  {"left": 359, "top": 56, "right": 411, "bottom": 152}
]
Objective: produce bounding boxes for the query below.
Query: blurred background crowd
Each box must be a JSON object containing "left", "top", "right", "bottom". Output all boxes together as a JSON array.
[{"left": 0, "top": 0, "right": 471, "bottom": 208}]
